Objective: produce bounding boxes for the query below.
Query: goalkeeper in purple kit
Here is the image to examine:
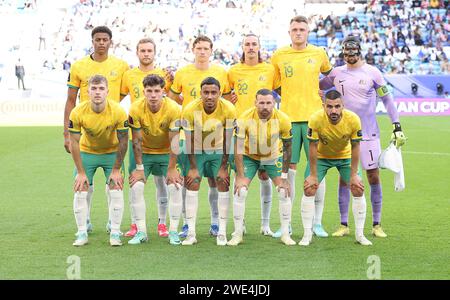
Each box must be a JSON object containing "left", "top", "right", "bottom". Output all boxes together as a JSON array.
[{"left": 319, "top": 36, "right": 407, "bottom": 238}]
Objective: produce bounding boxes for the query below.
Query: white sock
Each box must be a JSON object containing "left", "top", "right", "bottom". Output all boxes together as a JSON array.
[
  {"left": 73, "top": 191, "right": 88, "bottom": 232},
  {"left": 352, "top": 195, "right": 367, "bottom": 238},
  {"left": 131, "top": 181, "right": 146, "bottom": 233},
  {"left": 301, "top": 194, "right": 315, "bottom": 238},
  {"left": 208, "top": 187, "right": 219, "bottom": 225},
  {"left": 168, "top": 184, "right": 182, "bottom": 232},
  {"left": 288, "top": 169, "right": 297, "bottom": 206},
  {"left": 128, "top": 188, "right": 136, "bottom": 224},
  {"left": 233, "top": 187, "right": 247, "bottom": 236},
  {"left": 105, "top": 184, "right": 111, "bottom": 209},
  {"left": 313, "top": 179, "right": 326, "bottom": 226},
  {"left": 181, "top": 186, "right": 187, "bottom": 226},
  {"left": 218, "top": 191, "right": 230, "bottom": 236},
  {"left": 185, "top": 190, "right": 199, "bottom": 236},
  {"left": 108, "top": 189, "right": 124, "bottom": 234},
  {"left": 259, "top": 178, "right": 272, "bottom": 228},
  {"left": 154, "top": 176, "right": 168, "bottom": 224},
  {"left": 278, "top": 188, "right": 292, "bottom": 235},
  {"left": 86, "top": 185, "right": 94, "bottom": 223}
]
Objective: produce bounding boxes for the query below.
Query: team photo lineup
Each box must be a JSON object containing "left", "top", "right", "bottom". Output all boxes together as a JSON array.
[
  {"left": 65, "top": 15, "right": 407, "bottom": 249},
  {"left": 4, "top": 0, "right": 450, "bottom": 281}
]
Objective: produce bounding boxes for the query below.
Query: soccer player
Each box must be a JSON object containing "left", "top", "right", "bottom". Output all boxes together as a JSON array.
[
  {"left": 168, "top": 35, "right": 231, "bottom": 238},
  {"left": 63, "top": 26, "right": 129, "bottom": 233},
  {"left": 120, "top": 38, "right": 173, "bottom": 238},
  {"left": 69, "top": 75, "right": 128, "bottom": 247},
  {"left": 299, "top": 90, "right": 372, "bottom": 246},
  {"left": 180, "top": 77, "right": 236, "bottom": 246},
  {"left": 271, "top": 16, "right": 333, "bottom": 238},
  {"left": 319, "top": 36, "right": 407, "bottom": 238},
  {"left": 127, "top": 74, "right": 183, "bottom": 245},
  {"left": 229, "top": 89, "right": 295, "bottom": 246},
  {"left": 228, "top": 34, "right": 277, "bottom": 236}
]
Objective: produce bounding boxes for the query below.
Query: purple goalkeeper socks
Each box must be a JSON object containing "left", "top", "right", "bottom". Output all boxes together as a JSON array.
[
  {"left": 370, "top": 183, "right": 382, "bottom": 225},
  {"left": 338, "top": 185, "right": 351, "bottom": 224}
]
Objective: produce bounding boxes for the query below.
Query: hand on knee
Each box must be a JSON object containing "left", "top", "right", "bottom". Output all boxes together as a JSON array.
[
  {"left": 350, "top": 185, "right": 364, "bottom": 197},
  {"left": 304, "top": 186, "right": 317, "bottom": 197}
]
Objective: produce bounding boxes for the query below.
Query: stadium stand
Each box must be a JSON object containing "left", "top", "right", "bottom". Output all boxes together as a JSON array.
[{"left": 0, "top": 0, "right": 449, "bottom": 99}]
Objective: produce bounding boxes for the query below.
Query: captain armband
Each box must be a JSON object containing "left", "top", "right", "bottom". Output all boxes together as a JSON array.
[{"left": 376, "top": 85, "right": 390, "bottom": 97}]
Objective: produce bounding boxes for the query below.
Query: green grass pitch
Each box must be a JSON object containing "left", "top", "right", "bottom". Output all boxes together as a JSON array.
[{"left": 0, "top": 116, "right": 449, "bottom": 279}]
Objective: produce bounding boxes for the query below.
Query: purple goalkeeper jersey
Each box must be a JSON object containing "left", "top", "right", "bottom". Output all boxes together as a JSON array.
[{"left": 326, "top": 63, "right": 399, "bottom": 140}]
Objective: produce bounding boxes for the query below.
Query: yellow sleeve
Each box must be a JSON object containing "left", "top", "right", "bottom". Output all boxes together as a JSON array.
[
  {"left": 222, "top": 71, "right": 231, "bottom": 95},
  {"left": 227, "top": 69, "right": 235, "bottom": 90},
  {"left": 128, "top": 102, "right": 141, "bottom": 129},
  {"left": 280, "top": 116, "right": 293, "bottom": 140},
  {"left": 68, "top": 109, "right": 81, "bottom": 134},
  {"left": 116, "top": 107, "right": 129, "bottom": 132},
  {"left": 120, "top": 72, "right": 129, "bottom": 96},
  {"left": 270, "top": 53, "right": 281, "bottom": 89},
  {"left": 163, "top": 69, "right": 173, "bottom": 93},
  {"left": 170, "top": 69, "right": 183, "bottom": 94},
  {"left": 307, "top": 117, "right": 319, "bottom": 141},
  {"left": 121, "top": 60, "right": 130, "bottom": 74},
  {"left": 169, "top": 104, "right": 182, "bottom": 132},
  {"left": 225, "top": 104, "right": 237, "bottom": 130},
  {"left": 351, "top": 115, "right": 363, "bottom": 142},
  {"left": 181, "top": 109, "right": 193, "bottom": 131},
  {"left": 235, "top": 118, "right": 246, "bottom": 139},
  {"left": 67, "top": 62, "right": 80, "bottom": 89},
  {"left": 320, "top": 48, "right": 333, "bottom": 74}
]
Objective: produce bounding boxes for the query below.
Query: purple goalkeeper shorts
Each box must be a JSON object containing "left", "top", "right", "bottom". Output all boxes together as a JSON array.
[{"left": 360, "top": 139, "right": 381, "bottom": 170}]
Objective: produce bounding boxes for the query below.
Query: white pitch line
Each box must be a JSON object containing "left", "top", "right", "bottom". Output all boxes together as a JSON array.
[{"left": 402, "top": 151, "right": 450, "bottom": 156}]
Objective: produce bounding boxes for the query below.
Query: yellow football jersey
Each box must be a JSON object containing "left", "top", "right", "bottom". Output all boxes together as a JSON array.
[
  {"left": 68, "top": 101, "right": 129, "bottom": 154},
  {"left": 182, "top": 98, "right": 236, "bottom": 151},
  {"left": 307, "top": 109, "right": 362, "bottom": 159},
  {"left": 120, "top": 67, "right": 172, "bottom": 104},
  {"left": 236, "top": 107, "right": 292, "bottom": 161},
  {"left": 128, "top": 97, "right": 181, "bottom": 154},
  {"left": 271, "top": 44, "right": 332, "bottom": 122},
  {"left": 170, "top": 64, "right": 231, "bottom": 108},
  {"left": 228, "top": 62, "right": 276, "bottom": 115},
  {"left": 67, "top": 55, "right": 129, "bottom": 103}
]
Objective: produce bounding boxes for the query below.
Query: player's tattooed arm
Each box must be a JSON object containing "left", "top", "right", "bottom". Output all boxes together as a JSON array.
[
  {"left": 114, "top": 130, "right": 129, "bottom": 169},
  {"left": 282, "top": 139, "right": 292, "bottom": 174},
  {"left": 132, "top": 129, "right": 144, "bottom": 165}
]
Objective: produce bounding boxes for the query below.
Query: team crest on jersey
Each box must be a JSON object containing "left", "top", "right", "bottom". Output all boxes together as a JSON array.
[
  {"left": 342, "top": 134, "right": 348, "bottom": 140},
  {"left": 359, "top": 80, "right": 367, "bottom": 85},
  {"left": 259, "top": 75, "right": 267, "bottom": 81},
  {"left": 110, "top": 71, "right": 118, "bottom": 77},
  {"left": 307, "top": 59, "right": 315, "bottom": 64},
  {"left": 160, "top": 121, "right": 167, "bottom": 129}
]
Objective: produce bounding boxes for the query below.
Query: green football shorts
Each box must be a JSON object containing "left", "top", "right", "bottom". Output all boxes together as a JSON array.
[{"left": 242, "top": 155, "right": 283, "bottom": 180}]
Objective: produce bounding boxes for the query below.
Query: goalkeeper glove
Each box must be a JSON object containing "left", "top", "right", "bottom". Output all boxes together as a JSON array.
[{"left": 391, "top": 122, "right": 407, "bottom": 148}]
